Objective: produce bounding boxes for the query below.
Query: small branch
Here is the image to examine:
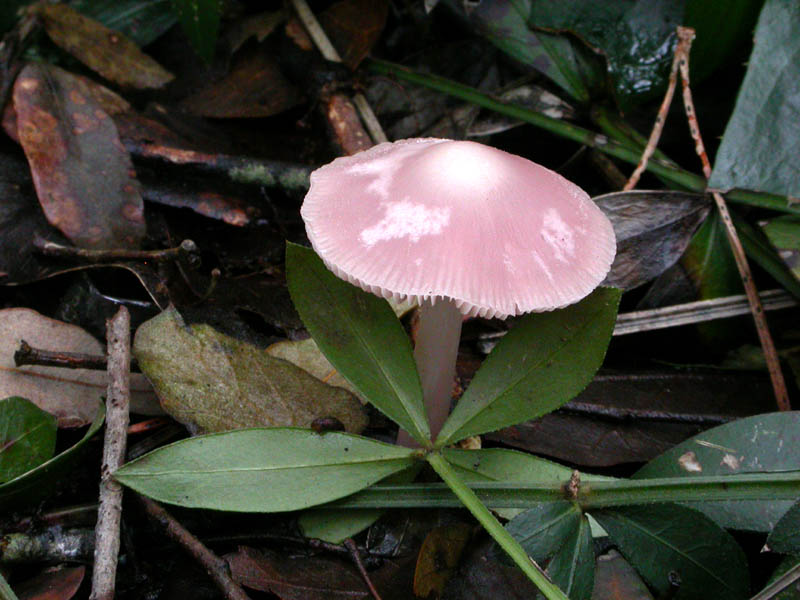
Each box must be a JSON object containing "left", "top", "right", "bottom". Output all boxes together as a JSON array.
[
  {"left": 343, "top": 539, "right": 383, "bottom": 600},
  {"left": 623, "top": 29, "right": 693, "bottom": 190},
  {"left": 677, "top": 26, "right": 790, "bottom": 411},
  {"left": 34, "top": 236, "right": 199, "bottom": 264},
  {"left": 558, "top": 402, "right": 734, "bottom": 426},
  {"left": 13, "top": 340, "right": 140, "bottom": 372},
  {"left": 90, "top": 309, "right": 131, "bottom": 600},
  {"left": 291, "top": 0, "right": 388, "bottom": 145},
  {"left": 137, "top": 496, "right": 251, "bottom": 600}
]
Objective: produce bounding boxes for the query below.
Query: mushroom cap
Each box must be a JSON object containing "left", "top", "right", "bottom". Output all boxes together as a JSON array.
[{"left": 301, "top": 138, "right": 616, "bottom": 319}]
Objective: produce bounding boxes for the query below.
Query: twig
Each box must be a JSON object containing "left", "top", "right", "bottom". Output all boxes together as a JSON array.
[
  {"left": 137, "top": 496, "right": 251, "bottom": 600},
  {"left": 677, "top": 26, "right": 790, "bottom": 411},
  {"left": 558, "top": 402, "right": 734, "bottom": 425},
  {"left": 90, "top": 308, "right": 131, "bottom": 600},
  {"left": 623, "top": 30, "right": 694, "bottom": 190},
  {"left": 290, "top": 0, "right": 389, "bottom": 145},
  {"left": 343, "top": 538, "right": 383, "bottom": 600},
  {"left": 13, "top": 340, "right": 140, "bottom": 371},
  {"left": 749, "top": 559, "right": 800, "bottom": 600},
  {"left": 34, "top": 236, "right": 199, "bottom": 264}
]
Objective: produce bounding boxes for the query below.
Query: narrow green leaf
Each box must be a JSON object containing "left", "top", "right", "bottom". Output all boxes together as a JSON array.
[
  {"left": 634, "top": 412, "right": 800, "bottom": 531},
  {"left": 0, "top": 397, "right": 57, "bottom": 484},
  {"left": 436, "top": 287, "right": 620, "bottom": 446},
  {"left": 736, "top": 215, "right": 800, "bottom": 300},
  {"left": 506, "top": 501, "right": 581, "bottom": 562},
  {"left": 768, "top": 499, "right": 800, "bottom": 555},
  {"left": 593, "top": 504, "right": 749, "bottom": 600},
  {"left": 545, "top": 515, "right": 595, "bottom": 600},
  {"left": 170, "top": 0, "right": 220, "bottom": 62},
  {"left": 0, "top": 404, "right": 104, "bottom": 511},
  {"left": 115, "top": 428, "right": 417, "bottom": 512},
  {"left": 286, "top": 243, "right": 429, "bottom": 445}
]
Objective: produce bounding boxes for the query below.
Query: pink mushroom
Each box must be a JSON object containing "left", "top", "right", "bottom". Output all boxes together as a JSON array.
[{"left": 301, "top": 138, "right": 615, "bottom": 446}]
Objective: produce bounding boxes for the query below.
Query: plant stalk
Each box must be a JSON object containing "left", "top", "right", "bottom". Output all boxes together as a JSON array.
[{"left": 426, "top": 452, "right": 569, "bottom": 600}]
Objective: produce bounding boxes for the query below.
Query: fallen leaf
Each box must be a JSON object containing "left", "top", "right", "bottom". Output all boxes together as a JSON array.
[
  {"left": 320, "top": 0, "right": 389, "bottom": 69},
  {"left": 267, "top": 338, "right": 361, "bottom": 400},
  {"left": 33, "top": 3, "right": 174, "bottom": 89},
  {"left": 15, "top": 565, "right": 85, "bottom": 600},
  {"left": 592, "top": 550, "right": 653, "bottom": 600},
  {"left": 0, "top": 308, "right": 161, "bottom": 427},
  {"left": 133, "top": 307, "right": 368, "bottom": 434},
  {"left": 414, "top": 523, "right": 473, "bottom": 598},
  {"left": 13, "top": 63, "right": 146, "bottom": 249}
]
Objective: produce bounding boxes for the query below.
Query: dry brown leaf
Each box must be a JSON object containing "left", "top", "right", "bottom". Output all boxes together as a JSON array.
[
  {"left": 0, "top": 308, "right": 162, "bottom": 427},
  {"left": 33, "top": 4, "right": 174, "bottom": 89}
]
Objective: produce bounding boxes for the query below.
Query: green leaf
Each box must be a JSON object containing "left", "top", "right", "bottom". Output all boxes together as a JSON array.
[
  {"left": 114, "top": 428, "right": 417, "bottom": 512},
  {"left": 709, "top": 0, "right": 800, "bottom": 197},
  {"left": 634, "top": 412, "right": 800, "bottom": 531},
  {"left": 506, "top": 501, "right": 582, "bottom": 562},
  {"left": 768, "top": 500, "right": 800, "bottom": 555},
  {"left": 593, "top": 504, "right": 749, "bottom": 600},
  {"left": 0, "top": 404, "right": 104, "bottom": 511},
  {"left": 762, "top": 215, "right": 800, "bottom": 280},
  {"left": 545, "top": 515, "right": 595, "bottom": 600},
  {"left": 298, "top": 463, "right": 422, "bottom": 543},
  {"left": 133, "top": 307, "right": 368, "bottom": 434},
  {"left": 735, "top": 215, "right": 800, "bottom": 300},
  {"left": 71, "top": 0, "right": 177, "bottom": 46},
  {"left": 0, "top": 397, "right": 57, "bottom": 484},
  {"left": 170, "top": 0, "right": 221, "bottom": 62},
  {"left": 436, "top": 287, "right": 620, "bottom": 446},
  {"left": 286, "top": 243, "right": 429, "bottom": 445}
]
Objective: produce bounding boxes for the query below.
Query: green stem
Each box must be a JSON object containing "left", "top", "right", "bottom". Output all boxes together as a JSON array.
[
  {"left": 331, "top": 471, "right": 800, "bottom": 509},
  {"left": 0, "top": 573, "right": 18, "bottom": 600},
  {"left": 426, "top": 452, "right": 569, "bottom": 600},
  {"left": 367, "top": 58, "right": 800, "bottom": 215}
]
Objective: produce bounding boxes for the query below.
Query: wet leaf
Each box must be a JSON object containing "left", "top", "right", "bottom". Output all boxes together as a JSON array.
[
  {"left": 319, "top": 0, "right": 389, "bottom": 70},
  {"left": 593, "top": 504, "right": 749, "bottom": 600},
  {"left": 545, "top": 514, "right": 594, "bottom": 600},
  {"left": 132, "top": 306, "right": 368, "bottom": 434},
  {"left": 634, "top": 412, "right": 800, "bottom": 531},
  {"left": 709, "top": 0, "right": 800, "bottom": 197},
  {"left": 71, "top": 0, "right": 176, "bottom": 46},
  {"left": 181, "top": 47, "right": 300, "bottom": 118},
  {"left": 592, "top": 550, "right": 654, "bottom": 600},
  {"left": 436, "top": 287, "right": 621, "bottom": 446},
  {"left": 596, "top": 191, "right": 711, "bottom": 291},
  {"left": 414, "top": 523, "right": 473, "bottom": 598},
  {"left": 13, "top": 565, "right": 85, "bottom": 600},
  {"left": 114, "top": 428, "right": 416, "bottom": 511},
  {"left": 171, "top": 0, "right": 221, "bottom": 62},
  {"left": 0, "top": 308, "right": 160, "bottom": 427},
  {"left": 0, "top": 404, "right": 103, "bottom": 511},
  {"left": 267, "top": 338, "right": 360, "bottom": 400},
  {"left": 0, "top": 397, "right": 57, "bottom": 484},
  {"left": 286, "top": 243, "right": 429, "bottom": 445},
  {"left": 768, "top": 500, "right": 800, "bottom": 555},
  {"left": 13, "top": 63, "right": 146, "bottom": 250},
  {"left": 530, "top": 0, "right": 685, "bottom": 106},
  {"left": 33, "top": 3, "right": 174, "bottom": 88}
]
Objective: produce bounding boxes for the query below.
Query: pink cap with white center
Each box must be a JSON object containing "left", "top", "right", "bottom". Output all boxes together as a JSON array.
[{"left": 301, "top": 138, "right": 616, "bottom": 319}]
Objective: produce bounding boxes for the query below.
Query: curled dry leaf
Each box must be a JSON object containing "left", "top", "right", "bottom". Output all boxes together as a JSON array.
[
  {"left": 0, "top": 309, "right": 161, "bottom": 428},
  {"left": 133, "top": 307, "right": 368, "bottom": 434},
  {"left": 32, "top": 3, "right": 174, "bottom": 89},
  {"left": 13, "top": 63, "right": 146, "bottom": 250}
]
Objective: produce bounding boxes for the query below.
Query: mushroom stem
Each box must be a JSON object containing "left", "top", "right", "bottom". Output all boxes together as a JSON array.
[{"left": 397, "top": 298, "right": 463, "bottom": 447}]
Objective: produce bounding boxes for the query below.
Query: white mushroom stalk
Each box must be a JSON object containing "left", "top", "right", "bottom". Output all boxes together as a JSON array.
[{"left": 301, "top": 138, "right": 616, "bottom": 447}]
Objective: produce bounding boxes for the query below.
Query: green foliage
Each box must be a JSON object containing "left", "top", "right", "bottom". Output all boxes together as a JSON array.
[
  {"left": 170, "top": 0, "right": 220, "bottom": 62},
  {"left": 0, "top": 397, "right": 57, "bottom": 484},
  {"left": 768, "top": 500, "right": 800, "bottom": 555}
]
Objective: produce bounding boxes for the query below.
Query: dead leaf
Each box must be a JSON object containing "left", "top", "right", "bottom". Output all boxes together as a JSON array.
[
  {"left": 133, "top": 307, "right": 368, "bottom": 434},
  {"left": 592, "top": 550, "right": 654, "bottom": 600},
  {"left": 319, "top": 0, "right": 389, "bottom": 69},
  {"left": 0, "top": 309, "right": 161, "bottom": 427},
  {"left": 414, "top": 523, "right": 473, "bottom": 598},
  {"left": 33, "top": 4, "right": 174, "bottom": 89},
  {"left": 13, "top": 63, "right": 146, "bottom": 249},
  {"left": 181, "top": 46, "right": 300, "bottom": 119},
  {"left": 15, "top": 565, "right": 85, "bottom": 600},
  {"left": 267, "top": 338, "right": 361, "bottom": 400}
]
